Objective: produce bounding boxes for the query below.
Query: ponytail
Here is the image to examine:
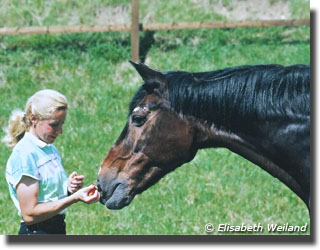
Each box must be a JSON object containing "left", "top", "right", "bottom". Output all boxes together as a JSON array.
[{"left": 2, "top": 109, "right": 29, "bottom": 149}]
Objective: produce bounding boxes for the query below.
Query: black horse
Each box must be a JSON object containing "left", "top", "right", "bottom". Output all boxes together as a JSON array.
[{"left": 98, "top": 62, "right": 310, "bottom": 211}]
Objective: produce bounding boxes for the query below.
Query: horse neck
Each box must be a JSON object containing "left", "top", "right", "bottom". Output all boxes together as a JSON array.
[
  {"left": 193, "top": 117, "right": 308, "bottom": 207},
  {"left": 168, "top": 68, "right": 310, "bottom": 206},
  {"left": 167, "top": 66, "right": 309, "bottom": 165}
]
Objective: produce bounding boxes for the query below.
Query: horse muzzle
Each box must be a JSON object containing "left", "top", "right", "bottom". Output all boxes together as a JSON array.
[{"left": 97, "top": 177, "right": 134, "bottom": 210}]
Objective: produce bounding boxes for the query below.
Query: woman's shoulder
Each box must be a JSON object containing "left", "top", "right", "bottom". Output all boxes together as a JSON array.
[
  {"left": 8, "top": 136, "right": 39, "bottom": 166},
  {"left": 12, "top": 135, "right": 37, "bottom": 154},
  {"left": 6, "top": 138, "right": 40, "bottom": 187}
]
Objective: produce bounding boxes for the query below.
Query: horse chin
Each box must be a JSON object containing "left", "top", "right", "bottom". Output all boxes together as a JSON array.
[
  {"left": 105, "top": 194, "right": 134, "bottom": 210},
  {"left": 100, "top": 182, "right": 135, "bottom": 210},
  {"left": 105, "top": 195, "right": 134, "bottom": 210}
]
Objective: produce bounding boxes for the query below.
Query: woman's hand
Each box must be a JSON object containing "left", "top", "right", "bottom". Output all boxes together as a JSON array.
[
  {"left": 68, "top": 171, "right": 84, "bottom": 194},
  {"left": 73, "top": 184, "right": 100, "bottom": 204}
]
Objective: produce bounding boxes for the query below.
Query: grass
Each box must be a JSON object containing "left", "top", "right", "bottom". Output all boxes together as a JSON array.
[
  {"left": 0, "top": 0, "right": 310, "bottom": 27},
  {"left": 0, "top": 0, "right": 310, "bottom": 235}
]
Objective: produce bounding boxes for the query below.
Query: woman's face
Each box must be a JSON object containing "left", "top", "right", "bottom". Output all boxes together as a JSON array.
[{"left": 32, "top": 109, "right": 67, "bottom": 144}]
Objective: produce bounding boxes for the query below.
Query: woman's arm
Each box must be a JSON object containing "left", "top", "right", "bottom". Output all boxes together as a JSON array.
[{"left": 17, "top": 176, "right": 99, "bottom": 225}]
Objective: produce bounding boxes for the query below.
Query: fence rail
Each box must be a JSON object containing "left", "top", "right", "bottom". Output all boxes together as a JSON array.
[
  {"left": 0, "top": 24, "right": 131, "bottom": 36},
  {"left": 143, "top": 19, "right": 309, "bottom": 30},
  {"left": 0, "top": 19, "right": 309, "bottom": 36}
]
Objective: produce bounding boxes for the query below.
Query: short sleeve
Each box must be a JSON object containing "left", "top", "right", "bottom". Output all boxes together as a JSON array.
[{"left": 6, "top": 150, "right": 40, "bottom": 188}]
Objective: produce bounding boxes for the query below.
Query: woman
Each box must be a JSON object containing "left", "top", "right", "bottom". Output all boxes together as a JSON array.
[{"left": 3, "top": 89, "right": 100, "bottom": 234}]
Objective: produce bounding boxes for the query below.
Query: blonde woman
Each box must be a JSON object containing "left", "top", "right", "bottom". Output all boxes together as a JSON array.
[{"left": 3, "top": 89, "right": 100, "bottom": 234}]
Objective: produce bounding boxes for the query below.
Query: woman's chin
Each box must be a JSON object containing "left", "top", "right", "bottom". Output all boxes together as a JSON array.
[
  {"left": 49, "top": 138, "right": 56, "bottom": 144},
  {"left": 43, "top": 136, "right": 56, "bottom": 144}
]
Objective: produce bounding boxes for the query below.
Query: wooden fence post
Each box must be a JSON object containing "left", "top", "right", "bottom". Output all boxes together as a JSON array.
[{"left": 131, "top": 0, "right": 139, "bottom": 62}]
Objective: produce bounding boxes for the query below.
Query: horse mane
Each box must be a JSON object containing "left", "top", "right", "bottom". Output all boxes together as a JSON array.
[{"left": 130, "top": 64, "right": 310, "bottom": 131}]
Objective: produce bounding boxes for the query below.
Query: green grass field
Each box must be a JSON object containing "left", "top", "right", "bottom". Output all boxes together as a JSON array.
[{"left": 0, "top": 0, "right": 310, "bottom": 235}]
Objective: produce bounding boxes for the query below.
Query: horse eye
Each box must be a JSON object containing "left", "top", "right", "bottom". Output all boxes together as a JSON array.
[{"left": 132, "top": 115, "right": 146, "bottom": 127}]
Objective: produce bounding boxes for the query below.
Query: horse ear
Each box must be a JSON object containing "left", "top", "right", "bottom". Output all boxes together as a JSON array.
[{"left": 129, "top": 61, "right": 166, "bottom": 93}]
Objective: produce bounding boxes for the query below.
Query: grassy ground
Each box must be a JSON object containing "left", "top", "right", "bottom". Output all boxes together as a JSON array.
[
  {"left": 0, "top": 0, "right": 310, "bottom": 235},
  {"left": 0, "top": 0, "right": 310, "bottom": 27}
]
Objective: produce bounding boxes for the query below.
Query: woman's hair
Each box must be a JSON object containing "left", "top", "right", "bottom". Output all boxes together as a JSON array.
[{"left": 2, "top": 89, "right": 68, "bottom": 149}]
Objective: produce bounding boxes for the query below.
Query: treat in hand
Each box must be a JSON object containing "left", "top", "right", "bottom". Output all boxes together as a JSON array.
[{"left": 88, "top": 184, "right": 98, "bottom": 196}]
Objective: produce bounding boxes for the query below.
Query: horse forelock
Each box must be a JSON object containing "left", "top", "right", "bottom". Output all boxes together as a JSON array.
[{"left": 129, "top": 86, "right": 148, "bottom": 114}]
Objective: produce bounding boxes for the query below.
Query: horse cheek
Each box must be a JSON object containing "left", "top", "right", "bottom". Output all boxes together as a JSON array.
[{"left": 148, "top": 118, "right": 193, "bottom": 165}]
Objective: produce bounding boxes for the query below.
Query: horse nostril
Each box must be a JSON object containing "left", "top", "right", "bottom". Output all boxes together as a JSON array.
[
  {"left": 97, "top": 184, "right": 102, "bottom": 192},
  {"left": 96, "top": 179, "right": 102, "bottom": 192}
]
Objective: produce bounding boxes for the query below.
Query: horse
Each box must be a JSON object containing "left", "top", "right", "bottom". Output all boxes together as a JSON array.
[{"left": 97, "top": 61, "right": 310, "bottom": 212}]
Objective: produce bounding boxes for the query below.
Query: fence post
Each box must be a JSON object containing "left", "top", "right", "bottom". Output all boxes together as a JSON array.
[{"left": 131, "top": 0, "right": 139, "bottom": 62}]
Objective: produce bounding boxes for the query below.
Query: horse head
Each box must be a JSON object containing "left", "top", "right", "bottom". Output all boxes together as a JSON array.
[{"left": 97, "top": 62, "right": 198, "bottom": 209}]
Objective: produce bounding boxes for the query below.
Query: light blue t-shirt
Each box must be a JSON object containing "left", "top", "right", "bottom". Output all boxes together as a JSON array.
[{"left": 5, "top": 132, "right": 68, "bottom": 216}]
